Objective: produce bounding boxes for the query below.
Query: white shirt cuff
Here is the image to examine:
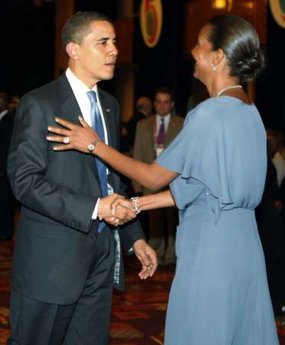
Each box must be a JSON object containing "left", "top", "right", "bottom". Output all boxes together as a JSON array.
[{"left": 92, "top": 198, "right": 100, "bottom": 220}]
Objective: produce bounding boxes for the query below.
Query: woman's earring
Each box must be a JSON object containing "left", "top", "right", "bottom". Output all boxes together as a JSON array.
[{"left": 211, "top": 64, "right": 217, "bottom": 71}]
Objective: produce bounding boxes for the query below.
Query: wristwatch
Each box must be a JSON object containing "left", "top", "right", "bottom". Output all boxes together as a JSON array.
[{"left": 87, "top": 138, "right": 101, "bottom": 153}]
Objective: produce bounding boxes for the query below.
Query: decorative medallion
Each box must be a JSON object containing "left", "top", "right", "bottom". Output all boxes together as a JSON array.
[
  {"left": 140, "top": 0, "right": 163, "bottom": 48},
  {"left": 269, "top": 0, "right": 285, "bottom": 28}
]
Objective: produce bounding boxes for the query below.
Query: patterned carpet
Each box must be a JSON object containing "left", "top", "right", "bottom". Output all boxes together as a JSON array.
[
  {"left": 0, "top": 241, "right": 172, "bottom": 345},
  {"left": 1, "top": 240, "right": 285, "bottom": 344}
]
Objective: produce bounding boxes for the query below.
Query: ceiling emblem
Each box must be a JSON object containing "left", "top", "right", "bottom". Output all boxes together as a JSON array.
[{"left": 140, "top": 0, "right": 163, "bottom": 48}]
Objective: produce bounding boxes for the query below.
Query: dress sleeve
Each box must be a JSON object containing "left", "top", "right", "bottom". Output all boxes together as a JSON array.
[{"left": 156, "top": 99, "right": 234, "bottom": 210}]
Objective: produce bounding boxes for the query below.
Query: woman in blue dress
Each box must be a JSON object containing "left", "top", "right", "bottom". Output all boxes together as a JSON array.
[{"left": 47, "top": 14, "right": 279, "bottom": 345}]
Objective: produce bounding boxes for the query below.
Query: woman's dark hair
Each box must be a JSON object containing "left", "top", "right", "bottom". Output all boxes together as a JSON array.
[
  {"left": 207, "top": 15, "right": 265, "bottom": 84},
  {"left": 62, "top": 11, "right": 112, "bottom": 47}
]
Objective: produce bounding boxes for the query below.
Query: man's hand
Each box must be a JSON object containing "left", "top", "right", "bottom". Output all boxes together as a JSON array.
[
  {"left": 110, "top": 196, "right": 139, "bottom": 217},
  {"left": 99, "top": 193, "right": 136, "bottom": 226},
  {"left": 133, "top": 239, "right": 158, "bottom": 279}
]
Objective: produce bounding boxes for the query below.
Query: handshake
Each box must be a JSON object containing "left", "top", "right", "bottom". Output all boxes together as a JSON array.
[{"left": 98, "top": 193, "right": 141, "bottom": 227}]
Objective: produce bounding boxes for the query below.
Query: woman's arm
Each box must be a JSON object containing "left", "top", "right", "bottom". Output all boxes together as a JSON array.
[
  {"left": 95, "top": 143, "right": 175, "bottom": 191},
  {"left": 47, "top": 117, "right": 178, "bottom": 191},
  {"left": 110, "top": 190, "right": 175, "bottom": 216},
  {"left": 136, "top": 190, "right": 175, "bottom": 211}
]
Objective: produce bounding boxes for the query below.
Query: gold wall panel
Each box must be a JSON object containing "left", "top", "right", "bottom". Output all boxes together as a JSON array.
[
  {"left": 183, "top": 0, "right": 267, "bottom": 56},
  {"left": 54, "top": 0, "right": 74, "bottom": 77},
  {"left": 114, "top": 18, "right": 134, "bottom": 65}
]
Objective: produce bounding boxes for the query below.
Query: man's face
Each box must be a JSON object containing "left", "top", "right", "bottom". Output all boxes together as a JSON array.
[
  {"left": 68, "top": 20, "right": 118, "bottom": 87},
  {"left": 154, "top": 92, "right": 174, "bottom": 117},
  {"left": 137, "top": 97, "right": 152, "bottom": 116}
]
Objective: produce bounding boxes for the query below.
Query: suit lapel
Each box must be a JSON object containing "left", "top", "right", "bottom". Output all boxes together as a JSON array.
[
  {"left": 97, "top": 89, "right": 117, "bottom": 149},
  {"left": 148, "top": 116, "right": 156, "bottom": 149},
  {"left": 56, "top": 74, "right": 82, "bottom": 124},
  {"left": 57, "top": 74, "right": 102, "bottom": 187}
]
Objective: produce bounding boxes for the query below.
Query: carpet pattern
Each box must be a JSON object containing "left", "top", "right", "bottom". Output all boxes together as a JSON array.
[{"left": 1, "top": 241, "right": 285, "bottom": 344}]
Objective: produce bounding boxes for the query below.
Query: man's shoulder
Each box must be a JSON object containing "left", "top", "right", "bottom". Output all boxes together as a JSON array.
[
  {"left": 170, "top": 114, "right": 184, "bottom": 127},
  {"left": 133, "top": 111, "right": 145, "bottom": 122},
  {"left": 98, "top": 87, "right": 117, "bottom": 103},
  {"left": 172, "top": 114, "right": 184, "bottom": 122},
  {"left": 22, "top": 74, "right": 67, "bottom": 101},
  {"left": 137, "top": 115, "right": 155, "bottom": 127}
]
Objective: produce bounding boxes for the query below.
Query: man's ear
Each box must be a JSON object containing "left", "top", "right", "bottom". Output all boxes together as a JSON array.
[{"left": 65, "top": 42, "right": 80, "bottom": 60}]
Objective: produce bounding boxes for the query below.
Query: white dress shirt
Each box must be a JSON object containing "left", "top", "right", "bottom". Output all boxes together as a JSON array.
[
  {"left": 65, "top": 68, "right": 110, "bottom": 219},
  {"left": 0, "top": 109, "right": 8, "bottom": 122}
]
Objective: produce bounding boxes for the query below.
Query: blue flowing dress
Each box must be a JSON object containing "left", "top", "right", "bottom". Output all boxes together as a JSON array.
[{"left": 156, "top": 96, "right": 279, "bottom": 345}]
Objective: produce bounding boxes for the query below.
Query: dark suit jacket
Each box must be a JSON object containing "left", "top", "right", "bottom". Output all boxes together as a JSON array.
[
  {"left": 0, "top": 110, "right": 15, "bottom": 176},
  {"left": 0, "top": 109, "right": 16, "bottom": 237},
  {"left": 7, "top": 73, "right": 144, "bottom": 304}
]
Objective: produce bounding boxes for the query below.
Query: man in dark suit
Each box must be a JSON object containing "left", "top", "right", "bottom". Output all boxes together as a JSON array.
[
  {"left": 256, "top": 130, "right": 285, "bottom": 316},
  {"left": 0, "top": 91, "right": 16, "bottom": 241},
  {"left": 7, "top": 11, "right": 157, "bottom": 345},
  {"left": 119, "top": 95, "right": 152, "bottom": 154},
  {"left": 126, "top": 95, "right": 153, "bottom": 151}
]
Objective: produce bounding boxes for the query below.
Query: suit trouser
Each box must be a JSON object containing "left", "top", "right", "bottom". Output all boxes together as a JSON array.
[{"left": 7, "top": 228, "right": 115, "bottom": 345}]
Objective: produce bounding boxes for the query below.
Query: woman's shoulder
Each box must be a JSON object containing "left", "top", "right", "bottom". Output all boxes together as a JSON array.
[
  {"left": 186, "top": 96, "right": 255, "bottom": 122},
  {"left": 185, "top": 97, "right": 223, "bottom": 126}
]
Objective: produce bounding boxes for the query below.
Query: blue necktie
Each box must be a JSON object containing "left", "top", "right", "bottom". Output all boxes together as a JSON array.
[
  {"left": 87, "top": 91, "right": 108, "bottom": 232},
  {"left": 88, "top": 91, "right": 122, "bottom": 285}
]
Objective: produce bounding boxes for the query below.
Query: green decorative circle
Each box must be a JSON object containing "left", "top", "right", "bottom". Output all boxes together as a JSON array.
[
  {"left": 270, "top": 0, "right": 285, "bottom": 28},
  {"left": 279, "top": 0, "right": 285, "bottom": 12},
  {"left": 146, "top": 10, "right": 156, "bottom": 37}
]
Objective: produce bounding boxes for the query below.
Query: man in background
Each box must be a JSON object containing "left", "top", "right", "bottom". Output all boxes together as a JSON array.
[
  {"left": 132, "top": 87, "right": 184, "bottom": 265},
  {"left": 121, "top": 95, "right": 153, "bottom": 155}
]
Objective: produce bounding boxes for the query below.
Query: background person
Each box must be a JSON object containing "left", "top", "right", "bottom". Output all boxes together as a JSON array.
[
  {"left": 126, "top": 95, "right": 153, "bottom": 150},
  {"left": 120, "top": 95, "right": 153, "bottom": 155},
  {"left": 256, "top": 128, "right": 285, "bottom": 317},
  {"left": 132, "top": 87, "right": 184, "bottom": 265}
]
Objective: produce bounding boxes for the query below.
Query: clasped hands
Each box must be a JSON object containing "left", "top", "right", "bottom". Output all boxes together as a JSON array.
[
  {"left": 101, "top": 194, "right": 156, "bottom": 280},
  {"left": 99, "top": 193, "right": 139, "bottom": 227}
]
